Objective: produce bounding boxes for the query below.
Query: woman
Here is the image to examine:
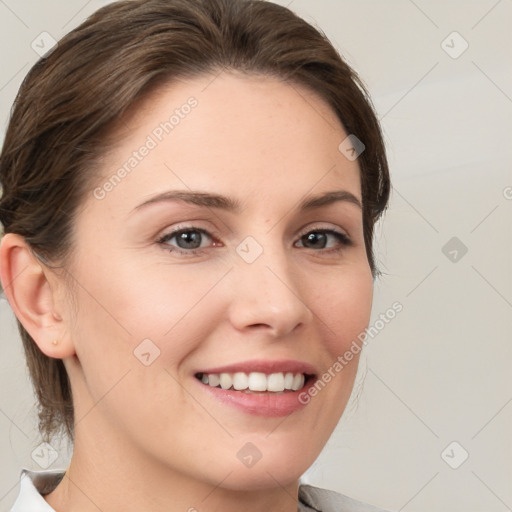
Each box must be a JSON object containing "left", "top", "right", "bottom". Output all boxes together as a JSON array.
[{"left": 0, "top": 0, "right": 392, "bottom": 510}]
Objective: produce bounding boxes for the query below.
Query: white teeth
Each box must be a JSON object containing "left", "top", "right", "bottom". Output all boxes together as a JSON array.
[
  {"left": 267, "top": 372, "right": 285, "bottom": 392},
  {"left": 208, "top": 374, "right": 220, "bottom": 387},
  {"left": 248, "top": 372, "right": 267, "bottom": 391},
  {"left": 292, "top": 373, "right": 304, "bottom": 391},
  {"left": 219, "top": 373, "right": 233, "bottom": 390},
  {"left": 233, "top": 372, "right": 249, "bottom": 390},
  {"left": 199, "top": 371, "right": 307, "bottom": 392}
]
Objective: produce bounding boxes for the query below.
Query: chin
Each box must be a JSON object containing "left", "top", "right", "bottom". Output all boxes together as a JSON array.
[
  {"left": 207, "top": 437, "right": 320, "bottom": 491},
  {"left": 218, "top": 462, "right": 307, "bottom": 492}
]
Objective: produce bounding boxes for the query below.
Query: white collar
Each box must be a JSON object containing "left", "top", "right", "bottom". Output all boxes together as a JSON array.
[{"left": 9, "top": 468, "right": 65, "bottom": 512}]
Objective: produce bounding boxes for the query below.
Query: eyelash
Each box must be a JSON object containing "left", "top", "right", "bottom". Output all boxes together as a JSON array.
[{"left": 157, "top": 225, "right": 353, "bottom": 257}]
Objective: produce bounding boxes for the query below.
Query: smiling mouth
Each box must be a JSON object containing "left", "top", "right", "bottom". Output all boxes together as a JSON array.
[{"left": 195, "top": 371, "right": 314, "bottom": 393}]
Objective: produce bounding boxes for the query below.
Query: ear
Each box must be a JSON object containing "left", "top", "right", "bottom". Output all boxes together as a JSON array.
[{"left": 0, "top": 232, "right": 76, "bottom": 359}]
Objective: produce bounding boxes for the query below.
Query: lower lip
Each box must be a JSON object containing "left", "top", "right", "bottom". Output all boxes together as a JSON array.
[{"left": 195, "top": 378, "right": 314, "bottom": 417}]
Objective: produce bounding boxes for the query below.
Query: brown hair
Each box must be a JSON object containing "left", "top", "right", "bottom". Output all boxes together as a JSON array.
[{"left": 0, "top": 0, "right": 390, "bottom": 444}]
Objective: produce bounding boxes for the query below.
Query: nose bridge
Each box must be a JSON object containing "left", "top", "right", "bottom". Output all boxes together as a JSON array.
[{"left": 228, "top": 234, "right": 313, "bottom": 336}]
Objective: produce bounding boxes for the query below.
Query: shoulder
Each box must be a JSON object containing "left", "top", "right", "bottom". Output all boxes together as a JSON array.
[
  {"left": 298, "top": 483, "right": 394, "bottom": 512},
  {"left": 8, "top": 468, "right": 65, "bottom": 512}
]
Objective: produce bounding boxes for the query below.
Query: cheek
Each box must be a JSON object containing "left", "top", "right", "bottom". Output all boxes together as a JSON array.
[
  {"left": 316, "top": 265, "right": 373, "bottom": 358},
  {"left": 69, "top": 257, "right": 231, "bottom": 372}
]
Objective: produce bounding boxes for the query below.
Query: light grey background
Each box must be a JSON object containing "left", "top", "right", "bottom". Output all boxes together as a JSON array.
[{"left": 1, "top": 1, "right": 511, "bottom": 511}]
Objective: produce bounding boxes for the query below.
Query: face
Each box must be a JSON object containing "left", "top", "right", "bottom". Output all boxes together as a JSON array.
[{"left": 59, "top": 71, "right": 373, "bottom": 490}]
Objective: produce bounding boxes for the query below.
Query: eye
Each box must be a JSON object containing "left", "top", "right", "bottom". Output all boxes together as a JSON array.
[
  {"left": 295, "top": 228, "right": 352, "bottom": 253},
  {"left": 157, "top": 227, "right": 217, "bottom": 255},
  {"left": 157, "top": 225, "right": 352, "bottom": 257}
]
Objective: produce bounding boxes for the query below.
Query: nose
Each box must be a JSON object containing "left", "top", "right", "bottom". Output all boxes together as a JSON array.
[{"left": 227, "top": 245, "right": 314, "bottom": 338}]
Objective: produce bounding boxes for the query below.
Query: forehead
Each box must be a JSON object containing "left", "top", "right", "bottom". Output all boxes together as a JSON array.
[{"left": 85, "top": 71, "right": 361, "bottom": 216}]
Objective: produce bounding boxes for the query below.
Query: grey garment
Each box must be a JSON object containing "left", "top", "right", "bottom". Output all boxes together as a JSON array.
[
  {"left": 10, "top": 468, "right": 393, "bottom": 512},
  {"left": 298, "top": 484, "right": 393, "bottom": 512}
]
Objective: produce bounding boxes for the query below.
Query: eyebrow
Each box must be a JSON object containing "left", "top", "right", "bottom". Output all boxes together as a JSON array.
[{"left": 130, "top": 189, "right": 362, "bottom": 215}]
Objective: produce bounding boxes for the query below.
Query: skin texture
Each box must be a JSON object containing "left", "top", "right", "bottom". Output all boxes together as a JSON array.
[{"left": 0, "top": 71, "right": 373, "bottom": 512}]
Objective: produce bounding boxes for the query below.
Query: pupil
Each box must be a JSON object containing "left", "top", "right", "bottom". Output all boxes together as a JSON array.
[
  {"left": 177, "top": 231, "right": 201, "bottom": 249},
  {"left": 304, "top": 232, "right": 326, "bottom": 248}
]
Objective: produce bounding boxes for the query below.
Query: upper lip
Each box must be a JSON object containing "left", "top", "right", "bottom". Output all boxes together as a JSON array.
[{"left": 195, "top": 359, "right": 317, "bottom": 376}]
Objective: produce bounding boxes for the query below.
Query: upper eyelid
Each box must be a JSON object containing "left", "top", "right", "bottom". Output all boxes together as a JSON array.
[
  {"left": 160, "top": 222, "right": 349, "bottom": 236},
  {"left": 296, "top": 224, "right": 349, "bottom": 237},
  {"left": 159, "top": 225, "right": 218, "bottom": 242}
]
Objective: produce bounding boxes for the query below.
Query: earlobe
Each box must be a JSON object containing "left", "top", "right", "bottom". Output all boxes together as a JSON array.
[{"left": 0, "top": 233, "right": 75, "bottom": 359}]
